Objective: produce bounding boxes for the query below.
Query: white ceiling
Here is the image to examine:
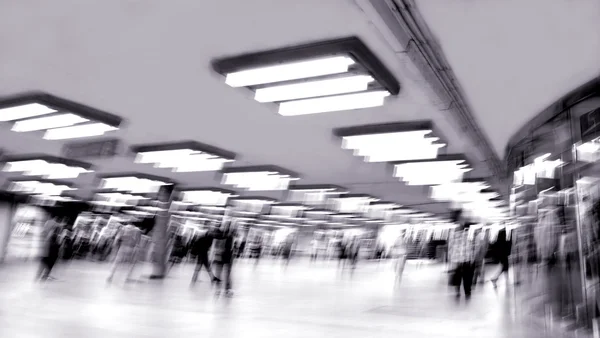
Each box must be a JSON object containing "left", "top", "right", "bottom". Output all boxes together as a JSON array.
[
  {"left": 0, "top": 0, "right": 499, "bottom": 215},
  {"left": 415, "top": 0, "right": 600, "bottom": 157}
]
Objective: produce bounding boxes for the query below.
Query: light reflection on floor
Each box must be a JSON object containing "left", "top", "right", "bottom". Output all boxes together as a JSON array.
[{"left": 0, "top": 259, "right": 551, "bottom": 337}]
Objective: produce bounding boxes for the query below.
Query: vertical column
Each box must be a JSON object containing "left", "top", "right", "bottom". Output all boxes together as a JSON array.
[{"left": 150, "top": 184, "right": 176, "bottom": 279}]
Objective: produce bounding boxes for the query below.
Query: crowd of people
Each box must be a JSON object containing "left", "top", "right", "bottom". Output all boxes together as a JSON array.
[{"left": 33, "top": 207, "right": 514, "bottom": 299}]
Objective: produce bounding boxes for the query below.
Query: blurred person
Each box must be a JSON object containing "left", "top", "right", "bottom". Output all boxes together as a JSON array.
[
  {"left": 394, "top": 233, "right": 409, "bottom": 282},
  {"left": 37, "top": 217, "right": 63, "bottom": 281},
  {"left": 191, "top": 227, "right": 219, "bottom": 285},
  {"left": 107, "top": 220, "right": 142, "bottom": 283},
  {"left": 348, "top": 237, "right": 360, "bottom": 269},
  {"left": 213, "top": 219, "right": 236, "bottom": 296},
  {"left": 472, "top": 229, "right": 489, "bottom": 287},
  {"left": 168, "top": 229, "right": 188, "bottom": 273},
  {"left": 281, "top": 235, "right": 294, "bottom": 266},
  {"left": 310, "top": 237, "right": 319, "bottom": 262},
  {"left": 59, "top": 227, "right": 74, "bottom": 260},
  {"left": 448, "top": 210, "right": 478, "bottom": 299},
  {"left": 490, "top": 227, "right": 512, "bottom": 288}
]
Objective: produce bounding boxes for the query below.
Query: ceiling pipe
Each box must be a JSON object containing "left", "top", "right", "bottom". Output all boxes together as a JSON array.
[{"left": 354, "top": 0, "right": 507, "bottom": 196}]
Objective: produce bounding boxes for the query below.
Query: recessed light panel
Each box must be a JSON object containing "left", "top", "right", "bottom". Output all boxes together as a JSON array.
[
  {"left": 430, "top": 179, "right": 491, "bottom": 203},
  {"left": 212, "top": 37, "right": 400, "bottom": 116},
  {"left": 2, "top": 155, "right": 93, "bottom": 179},
  {"left": 221, "top": 166, "right": 299, "bottom": 191},
  {"left": 286, "top": 184, "right": 347, "bottom": 206},
  {"left": 93, "top": 191, "right": 150, "bottom": 207},
  {"left": 0, "top": 93, "right": 122, "bottom": 140},
  {"left": 329, "top": 194, "right": 379, "bottom": 213},
  {"left": 392, "top": 155, "right": 472, "bottom": 186},
  {"left": 7, "top": 178, "right": 75, "bottom": 196},
  {"left": 99, "top": 173, "right": 174, "bottom": 194},
  {"left": 178, "top": 187, "right": 237, "bottom": 206},
  {"left": 334, "top": 121, "right": 446, "bottom": 162},
  {"left": 229, "top": 196, "right": 277, "bottom": 214},
  {"left": 132, "top": 141, "right": 236, "bottom": 173}
]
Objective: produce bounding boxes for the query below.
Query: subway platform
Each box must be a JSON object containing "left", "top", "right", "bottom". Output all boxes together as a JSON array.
[{"left": 0, "top": 259, "right": 564, "bottom": 338}]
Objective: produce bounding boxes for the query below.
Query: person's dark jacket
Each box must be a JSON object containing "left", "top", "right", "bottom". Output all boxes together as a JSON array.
[
  {"left": 494, "top": 228, "right": 512, "bottom": 258},
  {"left": 192, "top": 231, "right": 214, "bottom": 257},
  {"left": 213, "top": 229, "right": 235, "bottom": 264}
]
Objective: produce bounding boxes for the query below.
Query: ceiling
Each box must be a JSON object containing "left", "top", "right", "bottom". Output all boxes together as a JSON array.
[
  {"left": 414, "top": 0, "right": 600, "bottom": 157},
  {"left": 0, "top": 0, "right": 535, "bottom": 217}
]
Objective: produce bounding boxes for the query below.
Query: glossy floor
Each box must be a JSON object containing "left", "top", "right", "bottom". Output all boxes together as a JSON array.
[{"left": 0, "top": 259, "right": 556, "bottom": 337}]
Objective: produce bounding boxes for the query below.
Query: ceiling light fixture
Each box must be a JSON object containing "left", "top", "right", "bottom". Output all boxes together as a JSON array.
[
  {"left": 177, "top": 187, "right": 237, "bottom": 206},
  {"left": 392, "top": 155, "right": 472, "bottom": 186},
  {"left": 7, "top": 178, "right": 75, "bottom": 196},
  {"left": 98, "top": 173, "right": 175, "bottom": 194},
  {"left": 286, "top": 184, "right": 347, "bottom": 205},
  {"left": 229, "top": 196, "right": 278, "bottom": 215},
  {"left": 430, "top": 179, "right": 491, "bottom": 203},
  {"left": 329, "top": 194, "right": 379, "bottom": 213},
  {"left": 221, "top": 166, "right": 299, "bottom": 191},
  {"left": 131, "top": 141, "right": 236, "bottom": 173},
  {"left": 212, "top": 37, "right": 400, "bottom": 116},
  {"left": 0, "top": 93, "right": 122, "bottom": 140},
  {"left": 334, "top": 121, "right": 446, "bottom": 162},
  {"left": 2, "top": 155, "right": 93, "bottom": 179}
]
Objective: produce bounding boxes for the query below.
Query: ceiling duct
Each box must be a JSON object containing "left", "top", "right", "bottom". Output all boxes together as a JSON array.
[{"left": 354, "top": 0, "right": 507, "bottom": 193}]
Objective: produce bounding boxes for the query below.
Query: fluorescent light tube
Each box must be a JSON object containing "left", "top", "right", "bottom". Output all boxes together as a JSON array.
[
  {"left": 225, "top": 56, "right": 355, "bottom": 87},
  {"left": 44, "top": 123, "right": 117, "bottom": 140},
  {"left": 254, "top": 75, "right": 373, "bottom": 102},
  {"left": 0, "top": 103, "right": 56, "bottom": 122},
  {"left": 12, "top": 113, "right": 88, "bottom": 132},
  {"left": 278, "top": 91, "right": 389, "bottom": 116}
]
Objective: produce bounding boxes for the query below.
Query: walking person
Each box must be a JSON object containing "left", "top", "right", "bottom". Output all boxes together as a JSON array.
[
  {"left": 448, "top": 210, "right": 478, "bottom": 299},
  {"left": 472, "top": 229, "right": 489, "bottom": 287},
  {"left": 490, "top": 227, "right": 512, "bottom": 288},
  {"left": 190, "top": 228, "right": 219, "bottom": 285},
  {"left": 107, "top": 221, "right": 142, "bottom": 284},
  {"left": 395, "top": 233, "right": 409, "bottom": 283},
  {"left": 212, "top": 219, "right": 236, "bottom": 296},
  {"left": 37, "top": 217, "right": 63, "bottom": 282}
]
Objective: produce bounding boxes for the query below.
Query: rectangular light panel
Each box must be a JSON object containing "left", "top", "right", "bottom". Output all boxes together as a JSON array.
[
  {"left": 394, "top": 160, "right": 471, "bottom": 186},
  {"left": 136, "top": 149, "right": 233, "bottom": 172},
  {"left": 0, "top": 103, "right": 56, "bottom": 122},
  {"left": 12, "top": 113, "right": 89, "bottom": 132},
  {"left": 278, "top": 91, "right": 389, "bottom": 116},
  {"left": 44, "top": 123, "right": 118, "bottom": 140},
  {"left": 4, "top": 159, "right": 91, "bottom": 179},
  {"left": 10, "top": 180, "right": 74, "bottom": 196},
  {"left": 430, "top": 181, "right": 490, "bottom": 202},
  {"left": 255, "top": 75, "right": 374, "bottom": 103},
  {"left": 181, "top": 190, "right": 234, "bottom": 206},
  {"left": 343, "top": 130, "right": 444, "bottom": 162},
  {"left": 101, "top": 177, "right": 169, "bottom": 194},
  {"left": 225, "top": 56, "right": 355, "bottom": 87},
  {"left": 223, "top": 171, "right": 298, "bottom": 191}
]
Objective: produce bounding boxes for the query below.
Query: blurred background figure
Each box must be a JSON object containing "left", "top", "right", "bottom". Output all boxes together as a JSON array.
[
  {"left": 36, "top": 217, "right": 63, "bottom": 282},
  {"left": 472, "top": 228, "right": 489, "bottom": 287},
  {"left": 212, "top": 219, "right": 236, "bottom": 296},
  {"left": 394, "top": 232, "right": 409, "bottom": 283},
  {"left": 490, "top": 227, "right": 512, "bottom": 288},
  {"left": 448, "top": 210, "right": 478, "bottom": 299},
  {"left": 190, "top": 226, "right": 219, "bottom": 285},
  {"left": 107, "top": 218, "right": 142, "bottom": 284}
]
